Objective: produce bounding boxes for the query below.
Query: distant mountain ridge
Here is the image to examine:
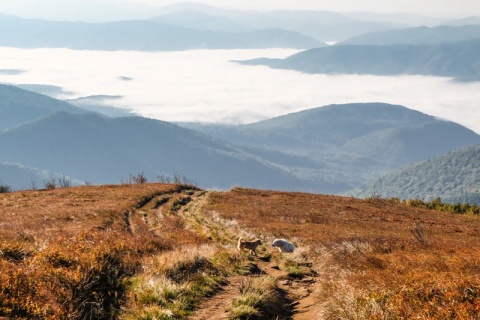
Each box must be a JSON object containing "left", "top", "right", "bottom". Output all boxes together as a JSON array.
[
  {"left": 0, "top": 85, "right": 85, "bottom": 131},
  {"left": 152, "top": 10, "right": 247, "bottom": 33},
  {"left": 238, "top": 40, "right": 480, "bottom": 81},
  {"left": 151, "top": 6, "right": 398, "bottom": 42},
  {"left": 0, "top": 13, "right": 322, "bottom": 50},
  {"left": 180, "top": 103, "right": 480, "bottom": 189},
  {"left": 340, "top": 24, "right": 480, "bottom": 45}
]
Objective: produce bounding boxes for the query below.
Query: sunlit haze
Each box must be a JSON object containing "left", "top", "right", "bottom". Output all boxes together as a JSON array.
[
  {"left": 124, "top": 0, "right": 480, "bottom": 17},
  {"left": 0, "top": 0, "right": 479, "bottom": 21},
  {"left": 1, "top": 47, "right": 479, "bottom": 133}
]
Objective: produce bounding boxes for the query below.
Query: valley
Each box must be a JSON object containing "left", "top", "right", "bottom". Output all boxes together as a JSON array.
[{"left": 1, "top": 1, "right": 480, "bottom": 319}]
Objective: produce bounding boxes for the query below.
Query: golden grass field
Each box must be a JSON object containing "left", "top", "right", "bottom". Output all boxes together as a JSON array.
[{"left": 0, "top": 183, "right": 479, "bottom": 319}]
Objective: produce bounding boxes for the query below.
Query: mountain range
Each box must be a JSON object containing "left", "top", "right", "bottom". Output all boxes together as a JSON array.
[
  {"left": 239, "top": 39, "right": 480, "bottom": 81},
  {"left": 151, "top": 5, "right": 397, "bottom": 43},
  {"left": 0, "top": 109, "right": 309, "bottom": 191},
  {"left": 340, "top": 24, "right": 480, "bottom": 45},
  {"left": 3, "top": 3, "right": 476, "bottom": 51},
  {"left": 0, "top": 1, "right": 412, "bottom": 43},
  {"left": 0, "top": 13, "right": 322, "bottom": 51},
  {"left": 2, "top": 84, "right": 477, "bottom": 197},
  {"left": 180, "top": 103, "right": 480, "bottom": 187}
]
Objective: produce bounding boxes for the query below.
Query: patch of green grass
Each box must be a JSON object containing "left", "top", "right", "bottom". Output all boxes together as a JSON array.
[
  {"left": 227, "top": 276, "right": 281, "bottom": 320},
  {"left": 123, "top": 245, "right": 237, "bottom": 318}
]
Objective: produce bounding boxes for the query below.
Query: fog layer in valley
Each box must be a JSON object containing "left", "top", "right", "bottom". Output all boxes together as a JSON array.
[{"left": 1, "top": 47, "right": 480, "bottom": 133}]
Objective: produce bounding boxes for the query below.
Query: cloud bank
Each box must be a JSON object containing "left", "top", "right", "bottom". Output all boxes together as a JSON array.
[{"left": 1, "top": 47, "right": 480, "bottom": 133}]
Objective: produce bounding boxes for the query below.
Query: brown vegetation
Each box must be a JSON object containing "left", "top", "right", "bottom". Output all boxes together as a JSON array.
[
  {"left": 203, "top": 188, "right": 480, "bottom": 318},
  {"left": 0, "top": 184, "right": 479, "bottom": 319}
]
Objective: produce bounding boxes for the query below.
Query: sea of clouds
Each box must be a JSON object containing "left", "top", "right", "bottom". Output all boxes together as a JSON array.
[{"left": 1, "top": 47, "right": 480, "bottom": 133}]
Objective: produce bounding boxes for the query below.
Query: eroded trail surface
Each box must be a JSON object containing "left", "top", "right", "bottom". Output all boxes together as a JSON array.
[
  {"left": 131, "top": 188, "right": 320, "bottom": 320},
  {"left": 179, "top": 190, "right": 321, "bottom": 319}
]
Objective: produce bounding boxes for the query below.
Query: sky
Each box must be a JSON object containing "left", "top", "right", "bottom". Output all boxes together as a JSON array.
[
  {"left": 0, "top": 0, "right": 479, "bottom": 21},
  {"left": 124, "top": 0, "right": 480, "bottom": 17}
]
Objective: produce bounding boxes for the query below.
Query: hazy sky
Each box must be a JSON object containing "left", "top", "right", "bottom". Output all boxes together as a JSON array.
[
  {"left": 0, "top": 0, "right": 479, "bottom": 20},
  {"left": 124, "top": 0, "right": 480, "bottom": 17}
]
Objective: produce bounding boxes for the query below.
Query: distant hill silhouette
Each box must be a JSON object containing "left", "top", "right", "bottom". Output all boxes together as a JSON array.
[
  {"left": 156, "top": 8, "right": 397, "bottom": 43},
  {"left": 0, "top": 85, "right": 84, "bottom": 131},
  {"left": 353, "top": 144, "right": 480, "bottom": 204},
  {"left": 0, "top": 14, "right": 322, "bottom": 50},
  {"left": 340, "top": 25, "right": 480, "bottom": 45},
  {"left": 180, "top": 103, "right": 480, "bottom": 189},
  {"left": 0, "top": 111, "right": 333, "bottom": 191},
  {"left": 152, "top": 10, "right": 247, "bottom": 33},
  {"left": 238, "top": 40, "right": 480, "bottom": 81},
  {"left": 442, "top": 16, "right": 480, "bottom": 27}
]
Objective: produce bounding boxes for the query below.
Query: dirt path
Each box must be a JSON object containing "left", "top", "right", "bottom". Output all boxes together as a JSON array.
[
  {"left": 189, "top": 276, "right": 245, "bottom": 320},
  {"left": 142, "top": 188, "right": 322, "bottom": 319},
  {"left": 189, "top": 255, "right": 320, "bottom": 320}
]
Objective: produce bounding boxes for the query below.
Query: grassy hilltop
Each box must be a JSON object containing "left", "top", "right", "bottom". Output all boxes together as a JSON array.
[{"left": 0, "top": 183, "right": 479, "bottom": 319}]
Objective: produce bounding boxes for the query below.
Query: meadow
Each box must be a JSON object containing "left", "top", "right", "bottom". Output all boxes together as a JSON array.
[{"left": 0, "top": 183, "right": 479, "bottom": 319}]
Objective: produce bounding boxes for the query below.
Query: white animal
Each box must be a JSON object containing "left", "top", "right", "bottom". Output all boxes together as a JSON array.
[{"left": 271, "top": 238, "right": 295, "bottom": 253}]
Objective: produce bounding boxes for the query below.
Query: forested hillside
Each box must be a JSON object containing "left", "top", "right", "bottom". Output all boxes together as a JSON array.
[{"left": 353, "top": 144, "right": 480, "bottom": 204}]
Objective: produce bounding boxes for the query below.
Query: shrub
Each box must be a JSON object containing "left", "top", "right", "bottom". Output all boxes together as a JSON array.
[
  {"left": 44, "top": 178, "right": 57, "bottom": 190},
  {"left": 0, "top": 184, "right": 12, "bottom": 193},
  {"left": 0, "top": 243, "right": 33, "bottom": 262},
  {"left": 62, "top": 251, "right": 129, "bottom": 320},
  {"left": 129, "top": 172, "right": 148, "bottom": 184}
]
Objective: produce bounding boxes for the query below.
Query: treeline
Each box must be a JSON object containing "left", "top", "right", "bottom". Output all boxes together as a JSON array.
[
  {"left": 356, "top": 145, "right": 480, "bottom": 204},
  {"left": 368, "top": 195, "right": 480, "bottom": 215}
]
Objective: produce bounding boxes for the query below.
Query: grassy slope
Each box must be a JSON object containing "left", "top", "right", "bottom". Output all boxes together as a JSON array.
[
  {"left": 200, "top": 188, "right": 480, "bottom": 318},
  {"left": 0, "top": 184, "right": 479, "bottom": 319}
]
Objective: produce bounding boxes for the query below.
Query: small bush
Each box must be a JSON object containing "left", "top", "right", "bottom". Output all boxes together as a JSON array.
[
  {"left": 44, "top": 178, "right": 57, "bottom": 190},
  {"left": 0, "top": 184, "right": 12, "bottom": 193},
  {"left": 66, "top": 252, "right": 129, "bottom": 320},
  {"left": 129, "top": 172, "right": 148, "bottom": 184},
  {"left": 0, "top": 243, "right": 33, "bottom": 262},
  {"left": 411, "top": 223, "right": 428, "bottom": 246},
  {"left": 58, "top": 176, "right": 72, "bottom": 188}
]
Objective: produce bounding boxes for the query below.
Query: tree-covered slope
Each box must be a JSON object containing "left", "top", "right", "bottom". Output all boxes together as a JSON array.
[{"left": 353, "top": 144, "right": 480, "bottom": 204}]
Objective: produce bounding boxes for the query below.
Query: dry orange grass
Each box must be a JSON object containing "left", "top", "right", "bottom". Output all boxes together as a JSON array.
[
  {"left": 0, "top": 183, "right": 208, "bottom": 319},
  {"left": 202, "top": 188, "right": 480, "bottom": 318},
  {"left": 2, "top": 184, "right": 479, "bottom": 319}
]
